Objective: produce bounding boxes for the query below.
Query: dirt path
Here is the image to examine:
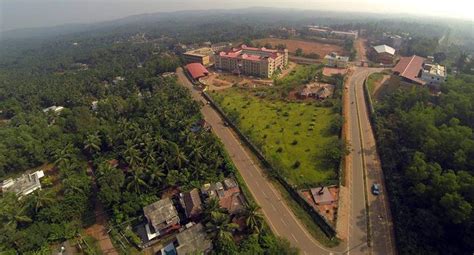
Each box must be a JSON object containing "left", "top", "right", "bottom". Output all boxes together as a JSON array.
[
  {"left": 355, "top": 38, "right": 368, "bottom": 62},
  {"left": 85, "top": 183, "right": 119, "bottom": 255}
]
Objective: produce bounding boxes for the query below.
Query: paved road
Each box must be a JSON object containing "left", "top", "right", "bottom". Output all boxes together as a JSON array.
[
  {"left": 177, "top": 66, "right": 395, "bottom": 255},
  {"left": 347, "top": 67, "right": 396, "bottom": 255}
]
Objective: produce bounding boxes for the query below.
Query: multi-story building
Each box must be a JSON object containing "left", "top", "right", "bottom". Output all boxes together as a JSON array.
[
  {"left": 183, "top": 47, "right": 213, "bottom": 66},
  {"left": 306, "top": 25, "right": 358, "bottom": 40},
  {"left": 421, "top": 63, "right": 447, "bottom": 86},
  {"left": 214, "top": 45, "right": 288, "bottom": 78}
]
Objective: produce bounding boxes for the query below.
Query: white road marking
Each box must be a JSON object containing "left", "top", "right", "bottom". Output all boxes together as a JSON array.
[{"left": 291, "top": 233, "right": 299, "bottom": 243}]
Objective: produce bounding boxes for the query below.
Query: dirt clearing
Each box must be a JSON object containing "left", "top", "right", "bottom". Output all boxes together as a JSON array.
[{"left": 253, "top": 38, "right": 345, "bottom": 57}]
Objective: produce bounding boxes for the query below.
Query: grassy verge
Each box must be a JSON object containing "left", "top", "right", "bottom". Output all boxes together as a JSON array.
[{"left": 367, "top": 72, "right": 383, "bottom": 96}]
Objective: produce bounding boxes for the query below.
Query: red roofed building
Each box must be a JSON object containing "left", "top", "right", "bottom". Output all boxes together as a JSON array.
[
  {"left": 215, "top": 44, "right": 288, "bottom": 78},
  {"left": 393, "top": 55, "right": 426, "bottom": 85},
  {"left": 185, "top": 63, "right": 209, "bottom": 82}
]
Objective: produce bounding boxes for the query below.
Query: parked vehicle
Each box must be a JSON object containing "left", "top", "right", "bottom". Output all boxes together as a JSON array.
[{"left": 372, "top": 183, "right": 380, "bottom": 195}]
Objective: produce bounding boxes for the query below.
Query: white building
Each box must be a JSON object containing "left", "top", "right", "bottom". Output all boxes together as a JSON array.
[
  {"left": 421, "top": 63, "right": 447, "bottom": 86},
  {"left": 324, "top": 52, "right": 349, "bottom": 68},
  {"left": 42, "top": 106, "right": 65, "bottom": 113},
  {"left": 1, "top": 170, "right": 45, "bottom": 198}
]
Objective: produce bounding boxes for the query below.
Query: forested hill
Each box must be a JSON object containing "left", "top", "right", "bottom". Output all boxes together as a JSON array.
[{"left": 375, "top": 75, "right": 474, "bottom": 254}]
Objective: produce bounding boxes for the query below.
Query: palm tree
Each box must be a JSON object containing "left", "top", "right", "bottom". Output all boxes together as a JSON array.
[
  {"left": 54, "top": 144, "right": 74, "bottom": 169},
  {"left": 145, "top": 165, "right": 165, "bottom": 187},
  {"left": 0, "top": 193, "right": 32, "bottom": 228},
  {"left": 203, "top": 197, "right": 227, "bottom": 221},
  {"left": 241, "top": 202, "right": 264, "bottom": 233},
  {"left": 205, "top": 211, "right": 238, "bottom": 243},
  {"left": 167, "top": 141, "right": 188, "bottom": 170},
  {"left": 126, "top": 170, "right": 149, "bottom": 194},
  {"left": 84, "top": 132, "right": 101, "bottom": 156},
  {"left": 123, "top": 140, "right": 142, "bottom": 168},
  {"left": 25, "top": 189, "right": 55, "bottom": 213}
]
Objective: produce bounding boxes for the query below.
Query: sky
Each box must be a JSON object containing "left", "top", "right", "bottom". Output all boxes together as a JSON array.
[{"left": 0, "top": 0, "right": 472, "bottom": 32}]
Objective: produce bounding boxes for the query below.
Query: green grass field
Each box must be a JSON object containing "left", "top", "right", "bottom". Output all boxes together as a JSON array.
[
  {"left": 367, "top": 72, "right": 383, "bottom": 96},
  {"left": 211, "top": 88, "right": 339, "bottom": 187}
]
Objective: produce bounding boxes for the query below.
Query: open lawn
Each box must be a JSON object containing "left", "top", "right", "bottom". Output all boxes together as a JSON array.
[
  {"left": 211, "top": 88, "right": 339, "bottom": 187},
  {"left": 253, "top": 38, "right": 345, "bottom": 58}
]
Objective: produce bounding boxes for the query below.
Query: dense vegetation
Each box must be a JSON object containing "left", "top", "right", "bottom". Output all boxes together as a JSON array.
[{"left": 375, "top": 75, "right": 474, "bottom": 254}]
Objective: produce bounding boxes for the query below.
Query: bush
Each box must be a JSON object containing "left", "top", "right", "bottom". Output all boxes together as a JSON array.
[
  {"left": 276, "top": 147, "right": 283, "bottom": 153},
  {"left": 291, "top": 140, "right": 298, "bottom": 145},
  {"left": 293, "top": 161, "right": 301, "bottom": 169}
]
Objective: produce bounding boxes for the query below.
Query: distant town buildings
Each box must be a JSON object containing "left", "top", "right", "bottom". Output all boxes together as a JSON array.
[
  {"left": 183, "top": 47, "right": 213, "bottom": 66},
  {"left": 214, "top": 45, "right": 289, "bottom": 78},
  {"left": 297, "top": 83, "right": 335, "bottom": 100},
  {"left": 370, "top": 44, "right": 396, "bottom": 65},
  {"left": 1, "top": 170, "right": 45, "bottom": 198},
  {"left": 305, "top": 25, "right": 358, "bottom": 40},
  {"left": 324, "top": 52, "right": 349, "bottom": 68}
]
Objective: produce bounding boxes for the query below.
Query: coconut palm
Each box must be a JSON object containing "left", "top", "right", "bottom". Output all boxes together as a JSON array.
[
  {"left": 167, "top": 141, "right": 188, "bottom": 170},
  {"left": 84, "top": 132, "right": 101, "bottom": 156},
  {"left": 205, "top": 211, "right": 238, "bottom": 243},
  {"left": 123, "top": 140, "right": 142, "bottom": 168},
  {"left": 25, "top": 189, "right": 55, "bottom": 213},
  {"left": 203, "top": 197, "right": 227, "bottom": 221},
  {"left": 126, "top": 170, "right": 149, "bottom": 194},
  {"left": 241, "top": 202, "right": 264, "bottom": 233}
]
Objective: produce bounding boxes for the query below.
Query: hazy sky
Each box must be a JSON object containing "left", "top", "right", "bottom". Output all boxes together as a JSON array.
[{"left": 0, "top": 0, "right": 472, "bottom": 32}]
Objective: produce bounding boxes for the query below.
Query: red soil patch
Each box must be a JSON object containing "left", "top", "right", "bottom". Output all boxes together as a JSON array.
[
  {"left": 323, "top": 67, "right": 348, "bottom": 76},
  {"left": 253, "top": 38, "right": 344, "bottom": 57}
]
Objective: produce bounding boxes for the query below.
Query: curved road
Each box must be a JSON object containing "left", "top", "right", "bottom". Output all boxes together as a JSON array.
[{"left": 177, "top": 67, "right": 395, "bottom": 255}]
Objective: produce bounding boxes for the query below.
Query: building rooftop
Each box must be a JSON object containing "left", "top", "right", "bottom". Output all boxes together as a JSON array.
[
  {"left": 143, "top": 198, "right": 179, "bottom": 232},
  {"left": 393, "top": 55, "right": 426, "bottom": 84},
  {"left": 324, "top": 52, "right": 349, "bottom": 62},
  {"left": 218, "top": 44, "right": 284, "bottom": 61},
  {"left": 201, "top": 178, "right": 244, "bottom": 215},
  {"left": 1, "top": 170, "right": 45, "bottom": 197},
  {"left": 182, "top": 188, "right": 203, "bottom": 219},
  {"left": 185, "top": 63, "right": 209, "bottom": 80},
  {"left": 42, "top": 106, "right": 65, "bottom": 113},
  {"left": 311, "top": 186, "right": 336, "bottom": 204},
  {"left": 373, "top": 44, "right": 396, "bottom": 55},
  {"left": 423, "top": 63, "right": 446, "bottom": 77},
  {"left": 176, "top": 223, "right": 212, "bottom": 255}
]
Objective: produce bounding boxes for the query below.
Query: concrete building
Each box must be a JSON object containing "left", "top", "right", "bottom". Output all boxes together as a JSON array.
[
  {"left": 1, "top": 170, "right": 45, "bottom": 197},
  {"left": 159, "top": 223, "right": 212, "bottom": 255},
  {"left": 306, "top": 25, "right": 358, "bottom": 40},
  {"left": 370, "top": 44, "right": 396, "bottom": 65},
  {"left": 183, "top": 47, "right": 213, "bottom": 66},
  {"left": 324, "top": 52, "right": 349, "bottom": 68},
  {"left": 421, "top": 63, "right": 447, "bottom": 86},
  {"left": 143, "top": 198, "right": 180, "bottom": 240},
  {"left": 214, "top": 45, "right": 288, "bottom": 78},
  {"left": 311, "top": 186, "right": 336, "bottom": 205}
]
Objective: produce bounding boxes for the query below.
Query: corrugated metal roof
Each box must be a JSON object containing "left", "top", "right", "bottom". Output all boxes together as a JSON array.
[
  {"left": 185, "top": 63, "right": 209, "bottom": 80},
  {"left": 373, "top": 44, "right": 396, "bottom": 55}
]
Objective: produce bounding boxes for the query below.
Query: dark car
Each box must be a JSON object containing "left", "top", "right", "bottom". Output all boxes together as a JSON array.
[{"left": 372, "top": 183, "right": 380, "bottom": 195}]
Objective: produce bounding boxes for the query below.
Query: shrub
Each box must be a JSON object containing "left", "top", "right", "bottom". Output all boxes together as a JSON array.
[
  {"left": 291, "top": 140, "right": 298, "bottom": 145},
  {"left": 293, "top": 161, "right": 301, "bottom": 168},
  {"left": 295, "top": 122, "right": 301, "bottom": 126},
  {"left": 276, "top": 147, "right": 283, "bottom": 153}
]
